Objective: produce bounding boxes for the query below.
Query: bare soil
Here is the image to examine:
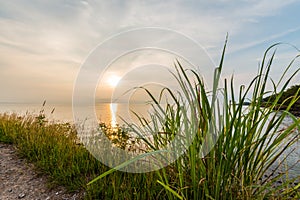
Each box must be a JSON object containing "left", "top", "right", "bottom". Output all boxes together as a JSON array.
[{"left": 0, "top": 143, "right": 84, "bottom": 200}]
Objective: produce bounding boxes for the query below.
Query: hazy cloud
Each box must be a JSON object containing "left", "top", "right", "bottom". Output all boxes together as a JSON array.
[{"left": 0, "top": 0, "right": 299, "bottom": 102}]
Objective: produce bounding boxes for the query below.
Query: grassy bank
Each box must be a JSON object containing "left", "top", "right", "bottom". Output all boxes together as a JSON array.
[
  {"left": 1, "top": 42, "right": 300, "bottom": 199},
  {"left": 0, "top": 112, "right": 164, "bottom": 199}
]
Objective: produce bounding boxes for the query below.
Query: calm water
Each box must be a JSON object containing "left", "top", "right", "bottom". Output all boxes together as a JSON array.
[
  {"left": 0, "top": 102, "right": 299, "bottom": 179},
  {"left": 0, "top": 102, "right": 152, "bottom": 125}
]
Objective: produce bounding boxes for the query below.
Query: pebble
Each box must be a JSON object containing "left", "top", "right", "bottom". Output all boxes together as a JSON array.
[{"left": 18, "top": 193, "right": 26, "bottom": 199}]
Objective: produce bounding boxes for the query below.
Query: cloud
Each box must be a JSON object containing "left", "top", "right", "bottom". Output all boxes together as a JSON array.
[
  {"left": 0, "top": 0, "right": 299, "bottom": 103},
  {"left": 228, "top": 27, "right": 300, "bottom": 54},
  {"left": 1, "top": 1, "right": 298, "bottom": 54}
]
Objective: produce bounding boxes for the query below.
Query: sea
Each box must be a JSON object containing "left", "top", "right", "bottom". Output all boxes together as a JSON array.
[
  {"left": 0, "top": 102, "right": 299, "bottom": 180},
  {"left": 0, "top": 102, "right": 151, "bottom": 125}
]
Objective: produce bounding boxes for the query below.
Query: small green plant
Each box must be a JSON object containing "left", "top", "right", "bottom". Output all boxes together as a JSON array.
[{"left": 99, "top": 122, "right": 136, "bottom": 150}]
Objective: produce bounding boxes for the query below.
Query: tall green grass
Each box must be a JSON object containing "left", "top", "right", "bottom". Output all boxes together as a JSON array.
[
  {"left": 0, "top": 41, "right": 299, "bottom": 199},
  {"left": 90, "top": 41, "right": 300, "bottom": 199}
]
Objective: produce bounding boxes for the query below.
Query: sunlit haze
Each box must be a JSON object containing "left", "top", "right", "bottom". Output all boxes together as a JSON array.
[
  {"left": 1, "top": 1, "right": 300, "bottom": 104},
  {"left": 107, "top": 75, "right": 121, "bottom": 88}
]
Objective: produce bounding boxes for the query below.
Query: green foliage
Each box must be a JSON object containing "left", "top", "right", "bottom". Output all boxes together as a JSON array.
[
  {"left": 91, "top": 41, "right": 300, "bottom": 199},
  {"left": 263, "top": 85, "right": 300, "bottom": 116},
  {"left": 0, "top": 41, "right": 299, "bottom": 199},
  {"left": 99, "top": 122, "right": 134, "bottom": 150},
  {"left": 0, "top": 112, "right": 165, "bottom": 199}
]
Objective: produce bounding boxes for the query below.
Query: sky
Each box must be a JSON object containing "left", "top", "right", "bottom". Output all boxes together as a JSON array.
[{"left": 1, "top": 0, "right": 300, "bottom": 104}]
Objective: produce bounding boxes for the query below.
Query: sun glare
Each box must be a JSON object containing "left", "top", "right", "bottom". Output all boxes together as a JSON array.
[{"left": 107, "top": 75, "right": 121, "bottom": 87}]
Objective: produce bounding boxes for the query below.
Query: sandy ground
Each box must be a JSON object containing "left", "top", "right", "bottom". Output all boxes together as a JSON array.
[{"left": 0, "top": 143, "right": 83, "bottom": 200}]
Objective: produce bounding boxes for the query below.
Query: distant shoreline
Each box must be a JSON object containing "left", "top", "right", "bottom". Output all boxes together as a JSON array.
[{"left": 262, "top": 85, "right": 300, "bottom": 117}]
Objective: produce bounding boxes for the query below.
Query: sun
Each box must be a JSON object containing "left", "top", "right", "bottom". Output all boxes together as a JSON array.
[{"left": 107, "top": 75, "right": 121, "bottom": 87}]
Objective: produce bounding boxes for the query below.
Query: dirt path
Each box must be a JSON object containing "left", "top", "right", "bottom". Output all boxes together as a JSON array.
[{"left": 0, "top": 143, "right": 83, "bottom": 200}]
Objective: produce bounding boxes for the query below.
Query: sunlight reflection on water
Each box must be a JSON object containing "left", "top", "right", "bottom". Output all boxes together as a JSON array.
[{"left": 109, "top": 103, "right": 118, "bottom": 128}]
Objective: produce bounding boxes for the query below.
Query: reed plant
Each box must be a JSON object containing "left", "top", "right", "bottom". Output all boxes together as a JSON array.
[{"left": 90, "top": 40, "right": 300, "bottom": 199}]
